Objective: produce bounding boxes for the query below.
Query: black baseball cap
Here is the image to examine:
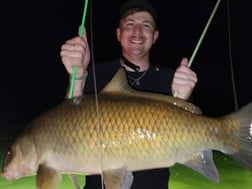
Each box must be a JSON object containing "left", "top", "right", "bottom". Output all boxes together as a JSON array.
[{"left": 119, "top": 0, "right": 158, "bottom": 25}]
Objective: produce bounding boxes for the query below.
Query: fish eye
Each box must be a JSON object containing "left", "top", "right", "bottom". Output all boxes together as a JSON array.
[
  {"left": 4, "top": 148, "right": 14, "bottom": 165},
  {"left": 7, "top": 149, "right": 12, "bottom": 156}
]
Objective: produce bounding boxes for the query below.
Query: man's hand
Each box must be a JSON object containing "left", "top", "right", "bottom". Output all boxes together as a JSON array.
[
  {"left": 60, "top": 28, "right": 90, "bottom": 78},
  {"left": 172, "top": 58, "right": 197, "bottom": 100}
]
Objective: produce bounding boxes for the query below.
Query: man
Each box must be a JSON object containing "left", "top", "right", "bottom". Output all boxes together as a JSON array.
[{"left": 60, "top": 0, "right": 197, "bottom": 188}]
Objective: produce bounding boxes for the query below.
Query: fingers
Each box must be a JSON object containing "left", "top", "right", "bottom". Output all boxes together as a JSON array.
[
  {"left": 172, "top": 58, "right": 197, "bottom": 100},
  {"left": 172, "top": 76, "right": 196, "bottom": 100},
  {"left": 173, "top": 68, "right": 197, "bottom": 83},
  {"left": 175, "top": 58, "right": 197, "bottom": 81},
  {"left": 61, "top": 43, "right": 85, "bottom": 59},
  {"left": 180, "top": 57, "right": 188, "bottom": 66},
  {"left": 60, "top": 36, "right": 90, "bottom": 76},
  {"left": 62, "top": 36, "right": 88, "bottom": 52}
]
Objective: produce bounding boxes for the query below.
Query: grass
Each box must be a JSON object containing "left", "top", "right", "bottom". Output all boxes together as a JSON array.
[{"left": 1, "top": 137, "right": 251, "bottom": 189}]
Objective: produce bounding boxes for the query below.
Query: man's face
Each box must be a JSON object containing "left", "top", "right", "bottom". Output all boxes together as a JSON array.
[{"left": 117, "top": 11, "right": 159, "bottom": 58}]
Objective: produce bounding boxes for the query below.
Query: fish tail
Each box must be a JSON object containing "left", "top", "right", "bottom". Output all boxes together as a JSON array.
[{"left": 230, "top": 102, "right": 252, "bottom": 171}]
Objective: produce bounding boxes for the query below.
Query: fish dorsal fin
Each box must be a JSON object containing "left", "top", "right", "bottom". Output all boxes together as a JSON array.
[
  {"left": 182, "top": 150, "right": 219, "bottom": 182},
  {"left": 101, "top": 68, "right": 135, "bottom": 94},
  {"left": 101, "top": 68, "right": 202, "bottom": 114}
]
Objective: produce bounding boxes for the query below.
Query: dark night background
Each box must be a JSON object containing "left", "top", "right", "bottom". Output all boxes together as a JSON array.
[{"left": 3, "top": 0, "right": 252, "bottom": 136}]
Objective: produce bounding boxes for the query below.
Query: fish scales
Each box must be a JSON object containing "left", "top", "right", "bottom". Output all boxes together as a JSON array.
[
  {"left": 26, "top": 92, "right": 237, "bottom": 173},
  {"left": 99, "top": 94, "right": 238, "bottom": 164},
  {"left": 2, "top": 68, "right": 252, "bottom": 189}
]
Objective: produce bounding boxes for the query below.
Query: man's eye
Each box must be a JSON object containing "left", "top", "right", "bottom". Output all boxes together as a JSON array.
[
  {"left": 143, "top": 23, "right": 153, "bottom": 29},
  {"left": 126, "top": 23, "right": 134, "bottom": 27}
]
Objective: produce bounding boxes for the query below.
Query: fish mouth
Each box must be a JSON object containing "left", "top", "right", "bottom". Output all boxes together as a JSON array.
[
  {"left": 2, "top": 169, "right": 17, "bottom": 181},
  {"left": 2, "top": 173, "right": 14, "bottom": 181}
]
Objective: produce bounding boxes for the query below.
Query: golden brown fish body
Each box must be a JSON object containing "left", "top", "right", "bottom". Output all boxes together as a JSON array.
[{"left": 2, "top": 69, "right": 252, "bottom": 189}]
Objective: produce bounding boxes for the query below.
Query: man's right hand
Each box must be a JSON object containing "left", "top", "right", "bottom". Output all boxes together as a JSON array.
[{"left": 60, "top": 28, "right": 90, "bottom": 78}]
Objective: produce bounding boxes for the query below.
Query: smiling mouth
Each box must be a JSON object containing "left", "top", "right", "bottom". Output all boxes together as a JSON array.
[
  {"left": 132, "top": 39, "right": 142, "bottom": 43},
  {"left": 130, "top": 37, "right": 144, "bottom": 44}
]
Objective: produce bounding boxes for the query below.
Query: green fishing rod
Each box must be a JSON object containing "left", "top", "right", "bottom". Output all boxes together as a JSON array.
[{"left": 68, "top": 0, "right": 89, "bottom": 99}]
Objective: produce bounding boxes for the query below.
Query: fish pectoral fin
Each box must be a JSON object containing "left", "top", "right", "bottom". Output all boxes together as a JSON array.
[
  {"left": 103, "top": 167, "right": 134, "bottom": 189},
  {"left": 182, "top": 150, "right": 219, "bottom": 182},
  {"left": 68, "top": 174, "right": 82, "bottom": 189},
  {"left": 36, "top": 163, "right": 62, "bottom": 189},
  {"left": 120, "top": 171, "right": 134, "bottom": 189}
]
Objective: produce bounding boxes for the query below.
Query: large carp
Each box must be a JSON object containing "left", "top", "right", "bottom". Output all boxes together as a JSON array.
[{"left": 2, "top": 68, "right": 252, "bottom": 189}]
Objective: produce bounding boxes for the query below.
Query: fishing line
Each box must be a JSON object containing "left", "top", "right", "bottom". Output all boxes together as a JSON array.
[
  {"left": 67, "top": 1, "right": 92, "bottom": 187},
  {"left": 67, "top": 0, "right": 105, "bottom": 188},
  {"left": 225, "top": 0, "right": 238, "bottom": 110},
  {"left": 87, "top": 1, "right": 105, "bottom": 189},
  {"left": 173, "top": 0, "right": 222, "bottom": 97}
]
